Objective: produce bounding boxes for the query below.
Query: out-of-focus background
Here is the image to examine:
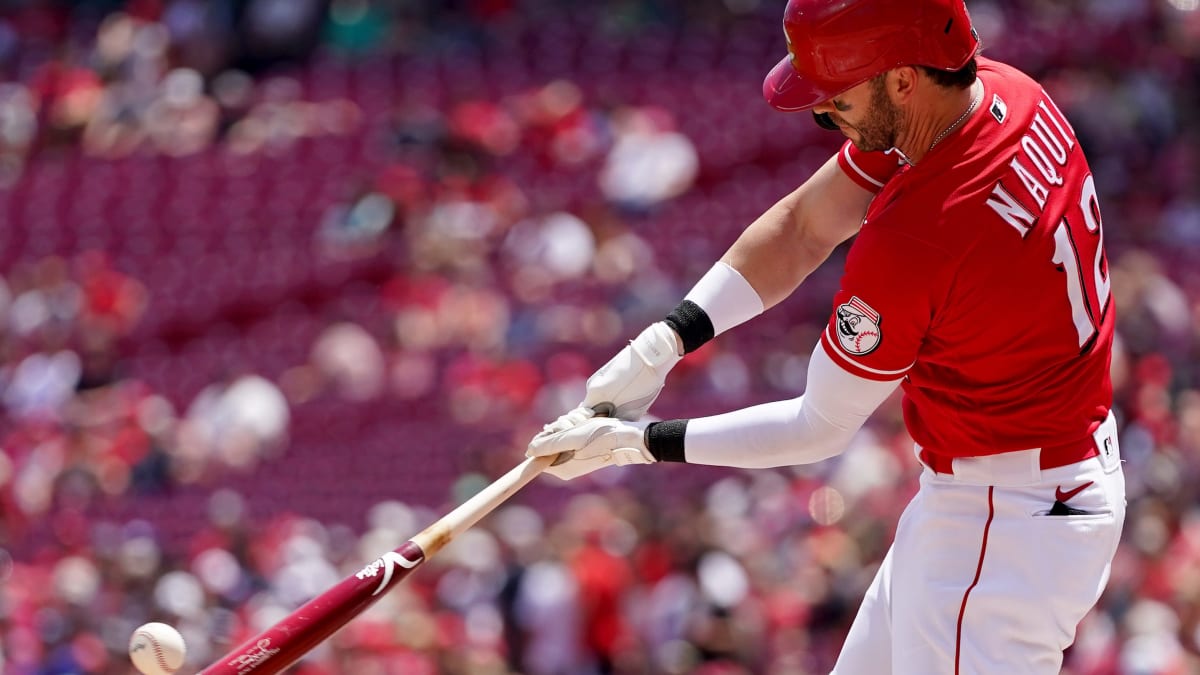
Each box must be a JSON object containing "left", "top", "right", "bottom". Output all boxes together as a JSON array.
[{"left": 0, "top": 0, "right": 1196, "bottom": 673}]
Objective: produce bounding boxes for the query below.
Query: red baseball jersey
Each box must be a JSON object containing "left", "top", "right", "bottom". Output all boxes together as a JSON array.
[{"left": 822, "top": 57, "right": 1114, "bottom": 458}]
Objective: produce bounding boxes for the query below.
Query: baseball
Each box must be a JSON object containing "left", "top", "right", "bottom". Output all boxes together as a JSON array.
[{"left": 129, "top": 622, "right": 186, "bottom": 675}]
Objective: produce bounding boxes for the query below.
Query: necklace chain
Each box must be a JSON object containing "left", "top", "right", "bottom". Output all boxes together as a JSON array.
[{"left": 929, "top": 84, "right": 983, "bottom": 152}]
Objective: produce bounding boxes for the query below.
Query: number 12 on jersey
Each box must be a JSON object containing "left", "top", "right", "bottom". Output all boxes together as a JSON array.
[{"left": 1050, "top": 174, "right": 1110, "bottom": 350}]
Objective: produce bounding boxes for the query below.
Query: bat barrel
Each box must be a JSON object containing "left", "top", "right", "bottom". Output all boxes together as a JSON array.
[
  {"left": 197, "top": 541, "right": 427, "bottom": 675},
  {"left": 197, "top": 455, "right": 554, "bottom": 674}
]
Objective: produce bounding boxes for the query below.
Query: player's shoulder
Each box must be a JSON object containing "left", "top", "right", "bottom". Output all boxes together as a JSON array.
[
  {"left": 975, "top": 57, "right": 1049, "bottom": 121},
  {"left": 841, "top": 58, "right": 1044, "bottom": 202},
  {"left": 878, "top": 59, "right": 1067, "bottom": 216},
  {"left": 860, "top": 57, "right": 1082, "bottom": 254}
]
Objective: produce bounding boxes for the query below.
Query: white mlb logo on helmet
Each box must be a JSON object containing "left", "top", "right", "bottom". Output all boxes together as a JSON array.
[{"left": 835, "top": 296, "right": 882, "bottom": 355}]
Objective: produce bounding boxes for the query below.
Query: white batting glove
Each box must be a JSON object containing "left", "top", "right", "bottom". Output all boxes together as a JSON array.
[
  {"left": 535, "top": 405, "right": 595, "bottom": 439},
  {"left": 583, "top": 321, "right": 683, "bottom": 420},
  {"left": 527, "top": 418, "right": 655, "bottom": 481},
  {"left": 531, "top": 322, "right": 681, "bottom": 452}
]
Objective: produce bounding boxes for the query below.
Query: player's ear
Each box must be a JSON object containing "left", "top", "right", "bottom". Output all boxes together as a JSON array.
[{"left": 888, "top": 66, "right": 920, "bottom": 104}]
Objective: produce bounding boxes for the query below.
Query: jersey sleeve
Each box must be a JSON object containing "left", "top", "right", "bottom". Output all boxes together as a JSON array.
[
  {"left": 836, "top": 140, "right": 902, "bottom": 193},
  {"left": 820, "top": 225, "right": 952, "bottom": 381}
]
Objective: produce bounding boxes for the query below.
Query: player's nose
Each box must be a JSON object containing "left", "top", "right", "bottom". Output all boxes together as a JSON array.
[{"left": 812, "top": 99, "right": 836, "bottom": 115}]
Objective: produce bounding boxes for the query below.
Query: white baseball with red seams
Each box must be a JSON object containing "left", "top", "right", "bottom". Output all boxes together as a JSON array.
[{"left": 129, "top": 622, "right": 186, "bottom": 675}]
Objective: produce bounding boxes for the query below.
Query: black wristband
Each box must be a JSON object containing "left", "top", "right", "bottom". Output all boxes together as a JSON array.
[
  {"left": 645, "top": 419, "right": 688, "bottom": 463},
  {"left": 663, "top": 300, "right": 714, "bottom": 354}
]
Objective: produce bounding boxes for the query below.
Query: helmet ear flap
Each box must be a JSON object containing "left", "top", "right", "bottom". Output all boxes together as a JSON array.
[{"left": 813, "top": 112, "right": 840, "bottom": 131}]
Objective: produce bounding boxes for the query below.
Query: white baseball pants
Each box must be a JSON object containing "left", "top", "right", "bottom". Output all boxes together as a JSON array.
[{"left": 832, "top": 414, "right": 1125, "bottom": 675}]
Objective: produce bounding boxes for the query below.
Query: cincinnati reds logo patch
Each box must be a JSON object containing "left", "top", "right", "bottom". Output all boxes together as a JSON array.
[{"left": 835, "top": 296, "right": 882, "bottom": 355}]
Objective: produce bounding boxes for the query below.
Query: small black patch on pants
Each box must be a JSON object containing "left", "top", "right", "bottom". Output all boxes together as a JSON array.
[{"left": 1047, "top": 500, "right": 1090, "bottom": 516}]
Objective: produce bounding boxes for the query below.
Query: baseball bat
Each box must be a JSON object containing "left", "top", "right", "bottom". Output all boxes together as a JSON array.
[{"left": 197, "top": 453, "right": 557, "bottom": 675}]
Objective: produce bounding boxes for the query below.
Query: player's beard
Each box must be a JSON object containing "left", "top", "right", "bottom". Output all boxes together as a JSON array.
[{"left": 845, "top": 76, "right": 904, "bottom": 153}]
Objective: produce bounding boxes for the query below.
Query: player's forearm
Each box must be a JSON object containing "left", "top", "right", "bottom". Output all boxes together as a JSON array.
[
  {"left": 721, "top": 156, "right": 870, "bottom": 310},
  {"left": 654, "top": 396, "right": 851, "bottom": 468},
  {"left": 661, "top": 194, "right": 825, "bottom": 356},
  {"left": 721, "top": 193, "right": 833, "bottom": 310},
  {"left": 645, "top": 344, "right": 900, "bottom": 467}
]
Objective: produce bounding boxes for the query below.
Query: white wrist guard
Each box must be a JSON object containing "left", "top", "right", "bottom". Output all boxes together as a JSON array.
[
  {"left": 684, "top": 262, "right": 764, "bottom": 337},
  {"left": 667, "top": 262, "right": 764, "bottom": 354}
]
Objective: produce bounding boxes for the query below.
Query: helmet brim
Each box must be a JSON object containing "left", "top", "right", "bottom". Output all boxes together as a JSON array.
[{"left": 763, "top": 55, "right": 829, "bottom": 112}]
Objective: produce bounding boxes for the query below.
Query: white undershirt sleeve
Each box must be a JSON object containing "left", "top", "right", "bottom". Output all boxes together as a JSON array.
[
  {"left": 684, "top": 262, "right": 764, "bottom": 337},
  {"left": 684, "top": 341, "right": 902, "bottom": 468}
]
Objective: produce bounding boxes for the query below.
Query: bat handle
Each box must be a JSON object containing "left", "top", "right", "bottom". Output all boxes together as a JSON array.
[
  {"left": 411, "top": 454, "right": 554, "bottom": 557},
  {"left": 591, "top": 402, "right": 616, "bottom": 417}
]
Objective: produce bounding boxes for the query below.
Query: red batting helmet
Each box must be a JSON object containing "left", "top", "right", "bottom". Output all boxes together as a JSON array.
[{"left": 763, "top": 0, "right": 980, "bottom": 112}]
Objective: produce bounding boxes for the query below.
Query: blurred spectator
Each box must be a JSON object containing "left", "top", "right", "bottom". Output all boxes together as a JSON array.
[
  {"left": 225, "top": 80, "right": 362, "bottom": 155},
  {"left": 325, "top": 0, "right": 390, "bottom": 57},
  {"left": 317, "top": 180, "right": 396, "bottom": 254},
  {"left": 179, "top": 371, "right": 289, "bottom": 471},
  {"left": 210, "top": 68, "right": 255, "bottom": 135},
  {"left": 512, "top": 80, "right": 606, "bottom": 169},
  {"left": 74, "top": 251, "right": 147, "bottom": 340},
  {"left": 309, "top": 321, "right": 386, "bottom": 401},
  {"left": 599, "top": 107, "right": 699, "bottom": 212},
  {"left": 143, "top": 67, "right": 219, "bottom": 156},
  {"left": 513, "top": 554, "right": 584, "bottom": 675},
  {"left": 160, "top": 0, "right": 234, "bottom": 76},
  {"left": 518, "top": 210, "right": 598, "bottom": 275},
  {"left": 8, "top": 256, "right": 81, "bottom": 342},
  {"left": 30, "top": 46, "right": 104, "bottom": 147},
  {"left": 3, "top": 348, "right": 79, "bottom": 421},
  {"left": 0, "top": 83, "right": 36, "bottom": 186},
  {"left": 241, "top": 0, "right": 326, "bottom": 65}
]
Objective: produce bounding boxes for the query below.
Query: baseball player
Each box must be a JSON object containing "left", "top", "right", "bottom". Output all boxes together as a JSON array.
[{"left": 527, "top": 0, "right": 1126, "bottom": 672}]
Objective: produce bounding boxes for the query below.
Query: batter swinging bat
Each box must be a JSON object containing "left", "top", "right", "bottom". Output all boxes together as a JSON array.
[{"left": 197, "top": 453, "right": 558, "bottom": 675}]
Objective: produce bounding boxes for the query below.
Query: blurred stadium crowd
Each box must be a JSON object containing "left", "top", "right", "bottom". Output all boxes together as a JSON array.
[{"left": 0, "top": 0, "right": 1197, "bottom": 673}]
